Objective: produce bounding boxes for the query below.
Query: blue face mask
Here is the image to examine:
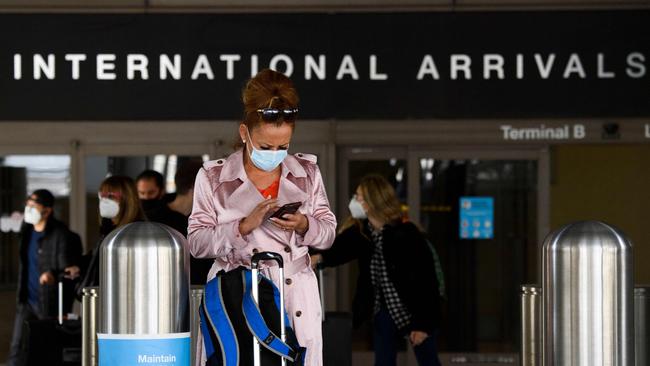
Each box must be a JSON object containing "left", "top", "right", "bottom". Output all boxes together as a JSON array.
[{"left": 247, "top": 129, "right": 288, "bottom": 172}]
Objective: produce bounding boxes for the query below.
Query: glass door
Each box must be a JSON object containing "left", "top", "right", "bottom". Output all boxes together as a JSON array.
[
  {"left": 338, "top": 146, "right": 546, "bottom": 362},
  {"left": 337, "top": 147, "right": 408, "bottom": 351},
  {"left": 416, "top": 156, "right": 538, "bottom": 353}
]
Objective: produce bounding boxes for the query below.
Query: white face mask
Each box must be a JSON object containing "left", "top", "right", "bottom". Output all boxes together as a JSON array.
[
  {"left": 348, "top": 197, "right": 367, "bottom": 219},
  {"left": 99, "top": 198, "right": 120, "bottom": 219},
  {"left": 24, "top": 206, "right": 42, "bottom": 225}
]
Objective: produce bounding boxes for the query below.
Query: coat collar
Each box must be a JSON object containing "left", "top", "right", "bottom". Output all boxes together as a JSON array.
[
  {"left": 219, "top": 149, "right": 307, "bottom": 183},
  {"left": 222, "top": 149, "right": 309, "bottom": 211}
]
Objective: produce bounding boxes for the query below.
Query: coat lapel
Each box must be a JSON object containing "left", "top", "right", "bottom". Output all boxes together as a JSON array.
[
  {"left": 277, "top": 176, "right": 309, "bottom": 208},
  {"left": 221, "top": 150, "right": 263, "bottom": 218},
  {"left": 221, "top": 150, "right": 309, "bottom": 217},
  {"left": 225, "top": 180, "right": 264, "bottom": 218}
]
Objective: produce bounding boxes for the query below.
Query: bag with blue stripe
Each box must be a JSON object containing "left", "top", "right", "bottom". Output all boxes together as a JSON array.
[{"left": 199, "top": 254, "right": 306, "bottom": 366}]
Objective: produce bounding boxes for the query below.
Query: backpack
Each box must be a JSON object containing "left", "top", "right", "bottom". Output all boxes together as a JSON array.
[{"left": 200, "top": 267, "right": 306, "bottom": 366}]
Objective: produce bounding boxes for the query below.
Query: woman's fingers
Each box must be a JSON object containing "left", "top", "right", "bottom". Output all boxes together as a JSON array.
[
  {"left": 269, "top": 217, "right": 299, "bottom": 231},
  {"left": 269, "top": 217, "right": 292, "bottom": 229},
  {"left": 279, "top": 213, "right": 298, "bottom": 221},
  {"left": 258, "top": 198, "right": 278, "bottom": 210}
]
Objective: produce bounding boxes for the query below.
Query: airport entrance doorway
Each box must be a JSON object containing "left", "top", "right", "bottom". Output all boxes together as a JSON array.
[{"left": 337, "top": 146, "right": 546, "bottom": 364}]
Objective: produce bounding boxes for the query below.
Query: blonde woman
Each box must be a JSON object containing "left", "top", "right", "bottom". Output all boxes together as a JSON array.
[{"left": 312, "top": 174, "right": 442, "bottom": 366}]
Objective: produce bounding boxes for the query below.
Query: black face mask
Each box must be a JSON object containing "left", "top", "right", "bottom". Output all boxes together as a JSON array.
[{"left": 140, "top": 199, "right": 163, "bottom": 211}]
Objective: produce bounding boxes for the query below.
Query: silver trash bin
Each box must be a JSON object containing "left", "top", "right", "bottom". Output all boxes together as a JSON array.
[
  {"left": 636, "top": 286, "right": 649, "bottom": 366},
  {"left": 542, "top": 221, "right": 634, "bottom": 366},
  {"left": 520, "top": 285, "right": 540, "bottom": 366},
  {"left": 98, "top": 222, "right": 190, "bottom": 366}
]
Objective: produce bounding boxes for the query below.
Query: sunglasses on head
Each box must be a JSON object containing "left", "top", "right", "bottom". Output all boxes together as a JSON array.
[
  {"left": 98, "top": 191, "right": 122, "bottom": 201},
  {"left": 256, "top": 107, "right": 299, "bottom": 122}
]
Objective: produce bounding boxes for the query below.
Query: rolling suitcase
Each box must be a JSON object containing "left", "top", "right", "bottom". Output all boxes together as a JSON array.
[
  {"left": 200, "top": 251, "right": 305, "bottom": 366},
  {"left": 23, "top": 276, "right": 82, "bottom": 366},
  {"left": 317, "top": 264, "right": 353, "bottom": 366},
  {"left": 251, "top": 252, "right": 288, "bottom": 366}
]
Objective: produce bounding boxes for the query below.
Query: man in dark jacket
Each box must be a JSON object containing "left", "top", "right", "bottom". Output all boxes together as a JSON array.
[
  {"left": 6, "top": 189, "right": 82, "bottom": 366},
  {"left": 145, "top": 160, "right": 213, "bottom": 285}
]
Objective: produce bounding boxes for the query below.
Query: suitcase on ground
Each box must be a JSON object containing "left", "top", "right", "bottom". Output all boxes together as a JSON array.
[
  {"left": 251, "top": 252, "right": 292, "bottom": 366},
  {"left": 200, "top": 251, "right": 305, "bottom": 366},
  {"left": 317, "top": 265, "right": 353, "bottom": 366},
  {"left": 23, "top": 279, "right": 82, "bottom": 366}
]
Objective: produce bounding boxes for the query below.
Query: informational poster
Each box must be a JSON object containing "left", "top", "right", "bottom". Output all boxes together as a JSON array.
[
  {"left": 97, "top": 332, "right": 190, "bottom": 366},
  {"left": 459, "top": 197, "right": 494, "bottom": 240}
]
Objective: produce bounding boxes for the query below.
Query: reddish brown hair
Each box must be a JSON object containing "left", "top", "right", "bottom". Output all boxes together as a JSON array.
[{"left": 234, "top": 69, "right": 299, "bottom": 149}]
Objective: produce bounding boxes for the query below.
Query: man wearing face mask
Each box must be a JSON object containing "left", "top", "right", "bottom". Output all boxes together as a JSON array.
[
  {"left": 136, "top": 169, "right": 176, "bottom": 224},
  {"left": 7, "top": 189, "right": 82, "bottom": 366}
]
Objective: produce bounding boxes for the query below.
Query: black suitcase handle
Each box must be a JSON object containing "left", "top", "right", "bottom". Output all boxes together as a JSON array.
[{"left": 251, "top": 251, "right": 284, "bottom": 269}]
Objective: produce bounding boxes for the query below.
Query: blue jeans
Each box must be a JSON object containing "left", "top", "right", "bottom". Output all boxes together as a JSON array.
[{"left": 373, "top": 307, "right": 441, "bottom": 366}]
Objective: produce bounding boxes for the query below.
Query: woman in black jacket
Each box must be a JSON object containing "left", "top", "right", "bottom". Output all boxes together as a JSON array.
[{"left": 312, "top": 174, "right": 442, "bottom": 366}]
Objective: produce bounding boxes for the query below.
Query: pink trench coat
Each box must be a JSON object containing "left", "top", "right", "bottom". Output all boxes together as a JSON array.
[{"left": 188, "top": 149, "right": 337, "bottom": 366}]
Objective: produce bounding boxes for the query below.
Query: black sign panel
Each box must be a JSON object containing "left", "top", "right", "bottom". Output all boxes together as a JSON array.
[{"left": 0, "top": 11, "right": 647, "bottom": 120}]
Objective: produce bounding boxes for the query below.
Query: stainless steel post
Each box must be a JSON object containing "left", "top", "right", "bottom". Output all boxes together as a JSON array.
[
  {"left": 100, "top": 222, "right": 189, "bottom": 334},
  {"left": 542, "top": 221, "right": 634, "bottom": 366},
  {"left": 636, "top": 286, "right": 649, "bottom": 366},
  {"left": 82, "top": 287, "right": 99, "bottom": 366},
  {"left": 190, "top": 286, "right": 204, "bottom": 366},
  {"left": 521, "top": 285, "right": 541, "bottom": 366}
]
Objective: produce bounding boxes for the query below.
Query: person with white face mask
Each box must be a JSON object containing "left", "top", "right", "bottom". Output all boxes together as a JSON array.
[
  {"left": 66, "top": 176, "right": 145, "bottom": 299},
  {"left": 189, "top": 69, "right": 336, "bottom": 366},
  {"left": 310, "top": 175, "right": 443, "bottom": 366},
  {"left": 7, "top": 190, "right": 82, "bottom": 366}
]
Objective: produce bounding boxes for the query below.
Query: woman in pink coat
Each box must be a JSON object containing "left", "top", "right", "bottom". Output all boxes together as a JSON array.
[{"left": 188, "top": 69, "right": 336, "bottom": 366}]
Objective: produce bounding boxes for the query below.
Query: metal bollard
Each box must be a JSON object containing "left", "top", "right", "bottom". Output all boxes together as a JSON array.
[
  {"left": 520, "top": 285, "right": 540, "bottom": 366},
  {"left": 542, "top": 221, "right": 634, "bottom": 366},
  {"left": 190, "top": 286, "right": 204, "bottom": 366},
  {"left": 98, "top": 222, "right": 190, "bottom": 366},
  {"left": 82, "top": 287, "right": 99, "bottom": 366},
  {"left": 636, "top": 286, "right": 649, "bottom": 366}
]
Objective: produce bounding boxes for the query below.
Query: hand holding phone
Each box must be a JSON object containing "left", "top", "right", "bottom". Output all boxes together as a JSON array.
[
  {"left": 269, "top": 202, "right": 302, "bottom": 220},
  {"left": 268, "top": 201, "right": 309, "bottom": 235}
]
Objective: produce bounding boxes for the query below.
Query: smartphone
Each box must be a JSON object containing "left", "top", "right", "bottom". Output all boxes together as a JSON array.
[{"left": 269, "top": 201, "right": 302, "bottom": 220}]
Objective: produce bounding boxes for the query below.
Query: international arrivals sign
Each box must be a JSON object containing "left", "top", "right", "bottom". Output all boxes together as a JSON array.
[{"left": 0, "top": 11, "right": 647, "bottom": 120}]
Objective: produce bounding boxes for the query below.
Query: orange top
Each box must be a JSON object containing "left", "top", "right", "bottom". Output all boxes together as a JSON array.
[{"left": 258, "top": 179, "right": 280, "bottom": 199}]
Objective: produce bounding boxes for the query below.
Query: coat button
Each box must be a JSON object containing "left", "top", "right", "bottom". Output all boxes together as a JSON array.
[
  {"left": 285, "top": 278, "right": 292, "bottom": 285},
  {"left": 295, "top": 311, "right": 302, "bottom": 317},
  {"left": 284, "top": 247, "right": 291, "bottom": 253},
  {"left": 252, "top": 248, "right": 259, "bottom": 254}
]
